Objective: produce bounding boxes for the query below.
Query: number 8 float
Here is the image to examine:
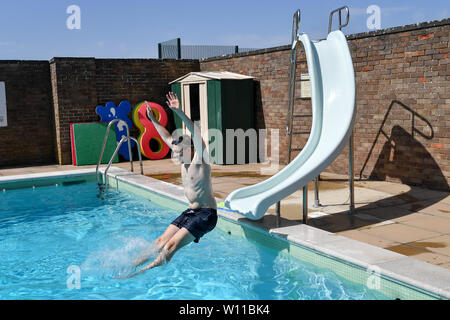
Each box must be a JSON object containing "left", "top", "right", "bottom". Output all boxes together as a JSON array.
[{"left": 132, "top": 101, "right": 170, "bottom": 160}]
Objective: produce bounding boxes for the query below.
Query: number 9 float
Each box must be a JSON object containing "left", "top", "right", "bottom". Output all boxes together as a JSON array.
[{"left": 132, "top": 101, "right": 170, "bottom": 160}]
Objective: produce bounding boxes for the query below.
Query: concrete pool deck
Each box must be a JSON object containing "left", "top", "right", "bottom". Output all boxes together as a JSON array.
[{"left": 1, "top": 159, "right": 449, "bottom": 272}]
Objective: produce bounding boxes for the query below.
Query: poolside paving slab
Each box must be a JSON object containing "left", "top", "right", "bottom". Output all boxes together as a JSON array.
[
  {"left": 400, "top": 215, "right": 450, "bottom": 234},
  {"left": 356, "top": 223, "right": 441, "bottom": 244},
  {"left": 337, "top": 229, "right": 399, "bottom": 248}
]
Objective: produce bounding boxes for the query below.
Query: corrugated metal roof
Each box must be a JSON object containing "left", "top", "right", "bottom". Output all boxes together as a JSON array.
[{"left": 169, "top": 71, "right": 253, "bottom": 84}]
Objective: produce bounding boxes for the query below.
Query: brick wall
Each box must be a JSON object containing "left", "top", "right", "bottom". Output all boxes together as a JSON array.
[
  {"left": 0, "top": 61, "right": 55, "bottom": 167},
  {"left": 50, "top": 58, "right": 200, "bottom": 164},
  {"left": 0, "top": 58, "right": 199, "bottom": 167},
  {"left": 50, "top": 58, "right": 98, "bottom": 165},
  {"left": 200, "top": 19, "right": 449, "bottom": 191}
]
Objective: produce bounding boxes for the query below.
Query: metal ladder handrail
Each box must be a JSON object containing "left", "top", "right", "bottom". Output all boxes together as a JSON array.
[
  {"left": 96, "top": 119, "right": 141, "bottom": 186},
  {"left": 286, "top": 9, "right": 301, "bottom": 139},
  {"left": 276, "top": 9, "right": 302, "bottom": 227},
  {"left": 328, "top": 6, "right": 350, "bottom": 34},
  {"left": 281, "top": 8, "right": 316, "bottom": 226},
  {"left": 102, "top": 136, "right": 143, "bottom": 190},
  {"left": 328, "top": 5, "right": 355, "bottom": 214}
]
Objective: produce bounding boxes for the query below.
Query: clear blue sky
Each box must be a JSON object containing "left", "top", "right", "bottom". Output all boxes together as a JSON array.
[{"left": 0, "top": 0, "right": 448, "bottom": 60}]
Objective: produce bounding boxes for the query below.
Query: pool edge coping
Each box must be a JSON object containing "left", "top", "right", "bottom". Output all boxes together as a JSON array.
[
  {"left": 2, "top": 166, "right": 450, "bottom": 300},
  {"left": 0, "top": 168, "right": 97, "bottom": 183}
]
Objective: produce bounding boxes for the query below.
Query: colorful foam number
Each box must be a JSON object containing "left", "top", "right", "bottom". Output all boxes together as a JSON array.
[
  {"left": 95, "top": 100, "right": 135, "bottom": 160},
  {"left": 132, "top": 101, "right": 170, "bottom": 160}
]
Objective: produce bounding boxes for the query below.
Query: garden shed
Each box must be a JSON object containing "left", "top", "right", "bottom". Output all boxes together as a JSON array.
[{"left": 169, "top": 71, "right": 255, "bottom": 164}]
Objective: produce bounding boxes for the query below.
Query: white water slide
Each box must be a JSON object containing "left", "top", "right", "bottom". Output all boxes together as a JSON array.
[{"left": 223, "top": 30, "right": 356, "bottom": 220}]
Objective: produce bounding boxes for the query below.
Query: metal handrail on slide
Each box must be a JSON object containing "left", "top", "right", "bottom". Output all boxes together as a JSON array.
[
  {"left": 328, "top": 6, "right": 350, "bottom": 34},
  {"left": 329, "top": 6, "right": 355, "bottom": 214},
  {"left": 96, "top": 119, "right": 143, "bottom": 189}
]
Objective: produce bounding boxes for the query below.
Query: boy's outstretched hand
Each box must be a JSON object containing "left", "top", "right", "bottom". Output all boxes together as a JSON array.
[{"left": 166, "top": 92, "right": 180, "bottom": 110}]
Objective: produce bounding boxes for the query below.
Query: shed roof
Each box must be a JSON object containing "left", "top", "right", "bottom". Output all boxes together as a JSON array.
[{"left": 169, "top": 71, "right": 253, "bottom": 84}]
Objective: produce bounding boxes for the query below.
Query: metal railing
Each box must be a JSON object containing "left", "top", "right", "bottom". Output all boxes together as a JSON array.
[
  {"left": 328, "top": 6, "right": 350, "bottom": 34},
  {"left": 102, "top": 136, "right": 143, "bottom": 190},
  {"left": 284, "top": 9, "right": 316, "bottom": 226},
  {"left": 96, "top": 119, "right": 143, "bottom": 190},
  {"left": 158, "top": 38, "right": 259, "bottom": 60},
  {"left": 328, "top": 6, "right": 355, "bottom": 215}
]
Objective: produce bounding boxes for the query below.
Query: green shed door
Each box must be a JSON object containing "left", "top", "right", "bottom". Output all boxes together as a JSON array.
[
  {"left": 206, "top": 80, "right": 222, "bottom": 133},
  {"left": 206, "top": 80, "right": 224, "bottom": 164},
  {"left": 170, "top": 82, "right": 183, "bottom": 130},
  {"left": 220, "top": 79, "right": 255, "bottom": 164},
  {"left": 221, "top": 79, "right": 254, "bottom": 130}
]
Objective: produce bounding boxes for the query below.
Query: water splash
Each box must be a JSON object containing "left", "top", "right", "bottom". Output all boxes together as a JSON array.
[{"left": 81, "top": 236, "right": 158, "bottom": 279}]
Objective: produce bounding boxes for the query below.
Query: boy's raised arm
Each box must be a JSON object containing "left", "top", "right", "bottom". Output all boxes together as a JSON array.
[
  {"left": 166, "top": 92, "right": 205, "bottom": 157},
  {"left": 145, "top": 102, "right": 174, "bottom": 148}
]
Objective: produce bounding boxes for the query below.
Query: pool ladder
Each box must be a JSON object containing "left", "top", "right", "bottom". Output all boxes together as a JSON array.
[{"left": 96, "top": 119, "right": 143, "bottom": 190}]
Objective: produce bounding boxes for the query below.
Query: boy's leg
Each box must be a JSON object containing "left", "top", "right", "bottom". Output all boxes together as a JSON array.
[
  {"left": 134, "top": 224, "right": 181, "bottom": 267},
  {"left": 124, "top": 228, "right": 195, "bottom": 278},
  {"left": 145, "top": 227, "right": 195, "bottom": 270},
  {"left": 155, "top": 224, "right": 182, "bottom": 250}
]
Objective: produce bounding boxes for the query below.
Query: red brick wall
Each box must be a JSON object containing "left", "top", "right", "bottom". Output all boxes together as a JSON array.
[
  {"left": 0, "top": 58, "right": 199, "bottom": 167},
  {"left": 50, "top": 58, "right": 98, "bottom": 165},
  {"left": 50, "top": 58, "right": 200, "bottom": 164},
  {"left": 0, "top": 61, "right": 56, "bottom": 167},
  {"left": 200, "top": 19, "right": 449, "bottom": 191}
]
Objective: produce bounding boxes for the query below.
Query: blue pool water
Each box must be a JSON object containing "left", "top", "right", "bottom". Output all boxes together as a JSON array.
[{"left": 0, "top": 181, "right": 389, "bottom": 300}]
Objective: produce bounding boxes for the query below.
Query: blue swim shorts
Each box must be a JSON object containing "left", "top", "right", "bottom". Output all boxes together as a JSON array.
[{"left": 170, "top": 207, "right": 218, "bottom": 243}]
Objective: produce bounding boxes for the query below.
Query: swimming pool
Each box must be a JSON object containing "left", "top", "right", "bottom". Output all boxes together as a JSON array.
[{"left": 0, "top": 179, "right": 391, "bottom": 300}]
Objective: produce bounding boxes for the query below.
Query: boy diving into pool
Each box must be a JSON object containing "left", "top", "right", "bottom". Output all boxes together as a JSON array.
[{"left": 124, "top": 92, "right": 217, "bottom": 278}]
